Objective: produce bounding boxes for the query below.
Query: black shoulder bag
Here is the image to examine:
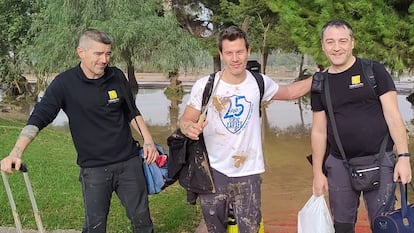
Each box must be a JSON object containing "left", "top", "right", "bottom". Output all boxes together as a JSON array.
[{"left": 324, "top": 73, "right": 388, "bottom": 192}]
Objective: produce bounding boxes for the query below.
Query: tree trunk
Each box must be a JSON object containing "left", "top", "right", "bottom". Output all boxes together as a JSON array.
[
  {"left": 213, "top": 55, "right": 221, "bottom": 73},
  {"left": 261, "top": 52, "right": 268, "bottom": 74},
  {"left": 296, "top": 54, "right": 305, "bottom": 81},
  {"left": 169, "top": 98, "right": 181, "bottom": 132},
  {"left": 317, "top": 64, "right": 325, "bottom": 72},
  {"left": 127, "top": 63, "right": 139, "bottom": 96},
  {"left": 168, "top": 71, "right": 180, "bottom": 86}
]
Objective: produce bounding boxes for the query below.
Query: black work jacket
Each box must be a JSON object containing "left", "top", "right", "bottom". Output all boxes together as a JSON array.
[{"left": 167, "top": 129, "right": 215, "bottom": 204}]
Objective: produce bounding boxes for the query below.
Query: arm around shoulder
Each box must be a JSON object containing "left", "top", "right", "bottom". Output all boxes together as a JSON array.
[{"left": 272, "top": 77, "right": 312, "bottom": 100}]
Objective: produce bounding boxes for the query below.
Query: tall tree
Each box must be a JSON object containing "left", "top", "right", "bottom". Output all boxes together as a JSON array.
[
  {"left": 268, "top": 0, "right": 413, "bottom": 73},
  {"left": 0, "top": 0, "right": 36, "bottom": 97},
  {"left": 173, "top": 0, "right": 301, "bottom": 74},
  {"left": 218, "top": 0, "right": 299, "bottom": 74},
  {"left": 26, "top": 0, "right": 200, "bottom": 91}
]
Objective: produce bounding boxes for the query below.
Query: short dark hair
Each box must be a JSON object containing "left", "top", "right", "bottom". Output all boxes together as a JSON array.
[
  {"left": 217, "top": 26, "right": 250, "bottom": 52},
  {"left": 321, "top": 19, "right": 354, "bottom": 40},
  {"left": 78, "top": 29, "right": 112, "bottom": 48}
]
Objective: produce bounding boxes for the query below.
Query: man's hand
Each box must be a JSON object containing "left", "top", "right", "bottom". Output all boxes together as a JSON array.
[
  {"left": 313, "top": 173, "right": 329, "bottom": 196},
  {"left": 1, "top": 155, "right": 22, "bottom": 173},
  {"left": 394, "top": 157, "right": 412, "bottom": 184},
  {"left": 142, "top": 143, "right": 158, "bottom": 164},
  {"left": 186, "top": 121, "right": 207, "bottom": 140}
]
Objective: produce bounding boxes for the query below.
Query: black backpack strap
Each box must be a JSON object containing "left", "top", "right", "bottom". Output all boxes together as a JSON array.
[
  {"left": 311, "top": 72, "right": 325, "bottom": 93},
  {"left": 360, "top": 58, "right": 378, "bottom": 97},
  {"left": 201, "top": 72, "right": 216, "bottom": 112},
  {"left": 250, "top": 71, "right": 265, "bottom": 117}
]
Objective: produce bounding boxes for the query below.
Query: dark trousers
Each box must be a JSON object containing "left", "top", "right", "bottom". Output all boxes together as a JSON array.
[
  {"left": 199, "top": 169, "right": 262, "bottom": 233},
  {"left": 325, "top": 152, "right": 396, "bottom": 233},
  {"left": 79, "top": 156, "right": 153, "bottom": 233}
]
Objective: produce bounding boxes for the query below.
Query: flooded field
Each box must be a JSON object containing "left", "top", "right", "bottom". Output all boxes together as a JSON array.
[{"left": 1, "top": 87, "right": 413, "bottom": 233}]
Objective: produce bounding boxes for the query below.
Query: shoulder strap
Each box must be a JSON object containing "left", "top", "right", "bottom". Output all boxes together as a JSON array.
[
  {"left": 323, "top": 74, "right": 348, "bottom": 163},
  {"left": 201, "top": 73, "right": 216, "bottom": 109},
  {"left": 360, "top": 58, "right": 378, "bottom": 97},
  {"left": 250, "top": 71, "right": 265, "bottom": 117}
]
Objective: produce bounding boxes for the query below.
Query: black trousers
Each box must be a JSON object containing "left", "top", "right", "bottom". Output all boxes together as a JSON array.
[{"left": 79, "top": 156, "right": 153, "bottom": 233}]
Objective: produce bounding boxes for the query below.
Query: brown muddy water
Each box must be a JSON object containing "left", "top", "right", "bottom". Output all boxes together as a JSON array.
[{"left": 2, "top": 88, "right": 414, "bottom": 233}]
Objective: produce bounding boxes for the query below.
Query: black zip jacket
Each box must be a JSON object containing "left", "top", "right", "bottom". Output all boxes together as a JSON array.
[{"left": 167, "top": 129, "right": 215, "bottom": 204}]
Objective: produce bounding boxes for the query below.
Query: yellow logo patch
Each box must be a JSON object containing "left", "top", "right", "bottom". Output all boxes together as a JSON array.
[
  {"left": 349, "top": 75, "right": 364, "bottom": 89},
  {"left": 108, "top": 90, "right": 118, "bottom": 100},
  {"left": 351, "top": 75, "right": 361, "bottom": 85}
]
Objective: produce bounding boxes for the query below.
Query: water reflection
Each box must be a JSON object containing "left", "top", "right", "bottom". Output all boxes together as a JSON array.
[
  {"left": 48, "top": 89, "right": 313, "bottom": 129},
  {"left": 48, "top": 89, "right": 414, "bottom": 131},
  {"left": 130, "top": 90, "right": 414, "bottom": 130},
  {"left": 141, "top": 89, "right": 315, "bottom": 130}
]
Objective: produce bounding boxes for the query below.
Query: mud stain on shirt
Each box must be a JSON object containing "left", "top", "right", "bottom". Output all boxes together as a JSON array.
[
  {"left": 232, "top": 154, "right": 247, "bottom": 168},
  {"left": 212, "top": 96, "right": 229, "bottom": 112}
]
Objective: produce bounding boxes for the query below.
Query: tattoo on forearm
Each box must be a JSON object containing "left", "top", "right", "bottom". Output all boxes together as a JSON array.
[{"left": 19, "top": 125, "right": 39, "bottom": 141}]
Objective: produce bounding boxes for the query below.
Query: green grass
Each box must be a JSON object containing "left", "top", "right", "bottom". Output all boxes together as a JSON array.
[{"left": 0, "top": 118, "right": 201, "bottom": 232}]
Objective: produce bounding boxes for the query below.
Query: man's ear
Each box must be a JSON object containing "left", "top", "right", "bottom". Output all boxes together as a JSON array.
[{"left": 76, "top": 47, "right": 84, "bottom": 58}]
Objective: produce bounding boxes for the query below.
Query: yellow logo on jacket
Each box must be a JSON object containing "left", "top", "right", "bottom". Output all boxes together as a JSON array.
[
  {"left": 107, "top": 90, "right": 119, "bottom": 104},
  {"left": 349, "top": 75, "right": 364, "bottom": 89}
]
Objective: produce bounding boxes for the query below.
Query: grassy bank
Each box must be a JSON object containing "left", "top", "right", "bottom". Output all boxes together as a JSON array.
[{"left": 0, "top": 118, "right": 201, "bottom": 232}]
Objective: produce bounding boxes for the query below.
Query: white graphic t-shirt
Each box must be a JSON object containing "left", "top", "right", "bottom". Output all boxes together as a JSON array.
[{"left": 186, "top": 71, "right": 278, "bottom": 177}]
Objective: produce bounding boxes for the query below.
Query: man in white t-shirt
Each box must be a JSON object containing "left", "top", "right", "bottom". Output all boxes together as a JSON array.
[{"left": 179, "top": 25, "right": 311, "bottom": 233}]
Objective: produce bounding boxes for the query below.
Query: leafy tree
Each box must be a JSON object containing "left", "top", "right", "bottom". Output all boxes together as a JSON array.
[
  {"left": 0, "top": 0, "right": 36, "bottom": 97},
  {"left": 173, "top": 0, "right": 300, "bottom": 74},
  {"left": 268, "top": 0, "right": 413, "bottom": 73},
  {"left": 218, "top": 0, "right": 291, "bottom": 74},
  {"left": 25, "top": 0, "right": 201, "bottom": 94}
]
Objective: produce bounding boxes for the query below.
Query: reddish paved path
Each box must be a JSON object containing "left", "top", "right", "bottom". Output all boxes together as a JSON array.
[
  {"left": 258, "top": 136, "right": 372, "bottom": 233},
  {"left": 262, "top": 210, "right": 371, "bottom": 233}
]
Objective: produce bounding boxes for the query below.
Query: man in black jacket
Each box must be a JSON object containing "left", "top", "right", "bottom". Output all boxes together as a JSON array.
[{"left": 1, "top": 29, "right": 158, "bottom": 233}]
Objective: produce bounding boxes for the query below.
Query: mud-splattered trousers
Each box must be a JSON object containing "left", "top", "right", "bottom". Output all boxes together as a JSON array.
[
  {"left": 79, "top": 156, "right": 153, "bottom": 233},
  {"left": 199, "top": 168, "right": 262, "bottom": 233},
  {"left": 325, "top": 152, "right": 396, "bottom": 232}
]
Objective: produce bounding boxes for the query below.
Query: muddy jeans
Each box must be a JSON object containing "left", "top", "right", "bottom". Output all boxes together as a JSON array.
[
  {"left": 325, "top": 152, "right": 396, "bottom": 232},
  {"left": 199, "top": 169, "right": 262, "bottom": 233},
  {"left": 79, "top": 156, "right": 153, "bottom": 233}
]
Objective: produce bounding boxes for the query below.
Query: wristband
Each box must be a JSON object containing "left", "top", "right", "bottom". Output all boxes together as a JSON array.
[{"left": 398, "top": 153, "right": 411, "bottom": 158}]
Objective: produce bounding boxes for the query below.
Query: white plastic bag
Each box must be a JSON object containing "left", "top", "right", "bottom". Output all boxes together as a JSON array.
[{"left": 298, "top": 195, "right": 334, "bottom": 233}]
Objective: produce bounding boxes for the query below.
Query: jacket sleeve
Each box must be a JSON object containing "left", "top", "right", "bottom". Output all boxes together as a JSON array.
[{"left": 27, "top": 77, "right": 63, "bottom": 130}]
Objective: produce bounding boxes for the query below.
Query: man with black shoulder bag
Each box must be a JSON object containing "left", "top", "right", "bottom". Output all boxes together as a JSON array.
[{"left": 310, "top": 19, "right": 412, "bottom": 233}]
